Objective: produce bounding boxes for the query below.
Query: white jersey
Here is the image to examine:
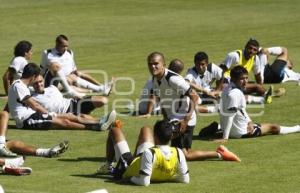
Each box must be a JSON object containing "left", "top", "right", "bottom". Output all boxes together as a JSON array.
[
  {"left": 9, "top": 56, "right": 28, "bottom": 79},
  {"left": 138, "top": 79, "right": 160, "bottom": 114},
  {"left": 220, "top": 83, "right": 251, "bottom": 138},
  {"left": 8, "top": 79, "right": 36, "bottom": 128},
  {"left": 40, "top": 48, "right": 77, "bottom": 76},
  {"left": 152, "top": 69, "right": 196, "bottom": 126},
  {"left": 185, "top": 63, "right": 223, "bottom": 92},
  {"left": 31, "top": 86, "right": 71, "bottom": 114}
]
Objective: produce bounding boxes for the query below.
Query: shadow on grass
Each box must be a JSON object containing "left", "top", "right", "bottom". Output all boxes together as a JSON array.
[{"left": 58, "top": 156, "right": 106, "bottom": 162}]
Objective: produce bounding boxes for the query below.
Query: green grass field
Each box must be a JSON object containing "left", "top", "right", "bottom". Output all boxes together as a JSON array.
[{"left": 1, "top": 0, "right": 300, "bottom": 192}]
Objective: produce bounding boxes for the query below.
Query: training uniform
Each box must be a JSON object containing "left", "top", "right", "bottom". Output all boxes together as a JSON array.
[
  {"left": 8, "top": 56, "right": 28, "bottom": 80},
  {"left": 115, "top": 145, "right": 189, "bottom": 185},
  {"left": 138, "top": 79, "right": 161, "bottom": 115},
  {"left": 8, "top": 80, "right": 52, "bottom": 129},
  {"left": 223, "top": 50, "right": 260, "bottom": 80},
  {"left": 40, "top": 48, "right": 77, "bottom": 86},
  {"left": 151, "top": 69, "right": 196, "bottom": 149},
  {"left": 220, "top": 82, "right": 261, "bottom": 138},
  {"left": 31, "top": 86, "right": 95, "bottom": 114}
]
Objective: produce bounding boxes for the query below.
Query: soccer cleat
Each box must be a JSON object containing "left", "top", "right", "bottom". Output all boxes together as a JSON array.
[
  {"left": 47, "top": 140, "right": 69, "bottom": 158},
  {"left": 96, "top": 162, "right": 115, "bottom": 175},
  {"left": 3, "top": 166, "right": 32, "bottom": 176},
  {"left": 273, "top": 87, "right": 286, "bottom": 97},
  {"left": 217, "top": 145, "right": 241, "bottom": 162},
  {"left": 0, "top": 145, "right": 18, "bottom": 157},
  {"left": 99, "top": 110, "right": 117, "bottom": 131},
  {"left": 103, "top": 78, "right": 114, "bottom": 96},
  {"left": 264, "top": 85, "right": 273, "bottom": 104}
]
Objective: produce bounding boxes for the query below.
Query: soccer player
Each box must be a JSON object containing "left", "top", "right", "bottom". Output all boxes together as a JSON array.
[
  {"left": 219, "top": 66, "right": 300, "bottom": 141},
  {"left": 2, "top": 40, "right": 33, "bottom": 95},
  {"left": 40, "top": 34, "right": 113, "bottom": 98},
  {"left": 144, "top": 52, "right": 240, "bottom": 161},
  {"left": 259, "top": 46, "right": 300, "bottom": 83},
  {"left": 8, "top": 63, "right": 116, "bottom": 130},
  {"left": 100, "top": 119, "right": 190, "bottom": 186},
  {"left": 221, "top": 38, "right": 273, "bottom": 104}
]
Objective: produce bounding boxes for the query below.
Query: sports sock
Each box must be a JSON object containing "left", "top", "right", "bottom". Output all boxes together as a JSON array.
[
  {"left": 246, "top": 95, "right": 264, "bottom": 104},
  {"left": 279, "top": 125, "right": 300, "bottom": 134},
  {"left": 57, "top": 70, "right": 72, "bottom": 92},
  {"left": 267, "top": 47, "right": 283, "bottom": 55},
  {"left": 217, "top": 152, "right": 222, "bottom": 160},
  {"left": 282, "top": 68, "right": 300, "bottom": 82},
  {"left": 76, "top": 77, "right": 104, "bottom": 92},
  {"left": 206, "top": 106, "right": 218, "bottom": 113},
  {"left": 36, "top": 148, "right": 50, "bottom": 157},
  {"left": 0, "top": 136, "right": 5, "bottom": 145}
]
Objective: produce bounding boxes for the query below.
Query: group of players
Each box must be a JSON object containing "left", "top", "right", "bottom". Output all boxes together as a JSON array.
[{"left": 0, "top": 36, "right": 300, "bottom": 186}]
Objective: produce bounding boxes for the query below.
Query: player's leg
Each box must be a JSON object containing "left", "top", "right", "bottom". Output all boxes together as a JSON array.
[
  {"left": 0, "top": 111, "right": 18, "bottom": 157},
  {"left": 133, "top": 126, "right": 154, "bottom": 156},
  {"left": 261, "top": 123, "right": 300, "bottom": 135}
]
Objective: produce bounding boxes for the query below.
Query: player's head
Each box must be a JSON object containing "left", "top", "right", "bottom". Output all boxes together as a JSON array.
[
  {"left": 244, "top": 38, "right": 259, "bottom": 59},
  {"left": 55, "top": 34, "right": 69, "bottom": 54},
  {"left": 33, "top": 75, "right": 45, "bottom": 93},
  {"left": 230, "top": 66, "right": 248, "bottom": 89},
  {"left": 168, "top": 59, "right": 184, "bottom": 74},
  {"left": 153, "top": 120, "right": 173, "bottom": 145},
  {"left": 14, "top": 40, "right": 33, "bottom": 60},
  {"left": 194, "top": 51, "right": 209, "bottom": 75},
  {"left": 22, "top": 63, "right": 41, "bottom": 85},
  {"left": 147, "top": 52, "right": 166, "bottom": 78}
]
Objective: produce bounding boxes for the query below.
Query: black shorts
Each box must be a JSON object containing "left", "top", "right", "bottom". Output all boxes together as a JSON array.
[
  {"left": 113, "top": 152, "right": 134, "bottom": 179},
  {"left": 264, "top": 59, "right": 287, "bottom": 83},
  {"left": 44, "top": 71, "right": 60, "bottom": 87},
  {"left": 241, "top": 123, "right": 262, "bottom": 138},
  {"left": 22, "top": 112, "right": 53, "bottom": 129},
  {"left": 171, "top": 125, "right": 195, "bottom": 149},
  {"left": 67, "top": 97, "right": 95, "bottom": 115}
]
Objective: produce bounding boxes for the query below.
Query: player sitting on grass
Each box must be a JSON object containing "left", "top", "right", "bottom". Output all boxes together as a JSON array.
[
  {"left": 98, "top": 119, "right": 190, "bottom": 186},
  {"left": 209, "top": 66, "right": 300, "bottom": 141},
  {"left": 8, "top": 63, "right": 116, "bottom": 131}
]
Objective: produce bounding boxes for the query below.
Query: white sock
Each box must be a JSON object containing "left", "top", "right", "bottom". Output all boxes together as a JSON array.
[
  {"left": 267, "top": 47, "right": 283, "bottom": 56},
  {"left": 206, "top": 106, "right": 218, "bottom": 113},
  {"left": 246, "top": 95, "right": 264, "bottom": 104},
  {"left": 217, "top": 152, "right": 222, "bottom": 159},
  {"left": 57, "top": 70, "right": 72, "bottom": 92},
  {"left": 76, "top": 78, "right": 104, "bottom": 92},
  {"left": 114, "top": 140, "right": 130, "bottom": 162},
  {"left": 36, "top": 148, "right": 50, "bottom": 157},
  {"left": 279, "top": 125, "right": 300, "bottom": 134},
  {"left": 5, "top": 157, "right": 24, "bottom": 167},
  {"left": 0, "top": 136, "right": 6, "bottom": 145},
  {"left": 282, "top": 68, "right": 300, "bottom": 82}
]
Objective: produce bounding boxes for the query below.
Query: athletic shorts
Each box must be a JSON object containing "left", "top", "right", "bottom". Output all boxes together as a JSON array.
[
  {"left": 171, "top": 125, "right": 195, "bottom": 149},
  {"left": 44, "top": 71, "right": 60, "bottom": 87},
  {"left": 241, "top": 123, "right": 262, "bottom": 138},
  {"left": 22, "top": 112, "right": 53, "bottom": 129},
  {"left": 67, "top": 97, "right": 95, "bottom": 115},
  {"left": 113, "top": 152, "right": 135, "bottom": 179},
  {"left": 264, "top": 59, "right": 286, "bottom": 83}
]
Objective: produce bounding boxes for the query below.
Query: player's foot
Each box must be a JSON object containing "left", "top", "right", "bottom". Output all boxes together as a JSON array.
[
  {"left": 0, "top": 145, "right": 18, "bottom": 157},
  {"left": 273, "top": 87, "right": 285, "bottom": 97},
  {"left": 217, "top": 145, "right": 241, "bottom": 162},
  {"left": 103, "top": 78, "right": 115, "bottom": 96},
  {"left": 47, "top": 140, "right": 69, "bottom": 158},
  {"left": 96, "top": 162, "right": 115, "bottom": 175},
  {"left": 2, "top": 166, "right": 32, "bottom": 176},
  {"left": 4, "top": 156, "right": 24, "bottom": 168},
  {"left": 99, "top": 110, "right": 117, "bottom": 131},
  {"left": 264, "top": 85, "right": 273, "bottom": 104}
]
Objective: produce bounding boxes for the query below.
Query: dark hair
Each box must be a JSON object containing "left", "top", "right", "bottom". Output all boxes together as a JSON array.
[
  {"left": 153, "top": 120, "right": 173, "bottom": 145},
  {"left": 56, "top": 34, "right": 68, "bottom": 44},
  {"left": 245, "top": 38, "right": 259, "bottom": 48},
  {"left": 194, "top": 51, "right": 208, "bottom": 65},
  {"left": 230, "top": 65, "right": 248, "bottom": 80},
  {"left": 168, "top": 59, "right": 184, "bottom": 74},
  {"left": 22, "top": 63, "right": 41, "bottom": 78},
  {"left": 147, "top": 51, "right": 165, "bottom": 64},
  {"left": 14, "top": 40, "right": 32, "bottom": 57}
]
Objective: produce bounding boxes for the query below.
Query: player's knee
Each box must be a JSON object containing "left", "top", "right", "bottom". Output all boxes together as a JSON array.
[{"left": 270, "top": 124, "right": 280, "bottom": 134}]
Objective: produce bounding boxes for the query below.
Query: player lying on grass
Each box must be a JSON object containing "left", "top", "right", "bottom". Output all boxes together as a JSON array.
[
  {"left": 98, "top": 119, "right": 190, "bottom": 186},
  {"left": 8, "top": 63, "right": 116, "bottom": 130},
  {"left": 202, "top": 66, "right": 300, "bottom": 141},
  {"left": 0, "top": 111, "right": 69, "bottom": 158}
]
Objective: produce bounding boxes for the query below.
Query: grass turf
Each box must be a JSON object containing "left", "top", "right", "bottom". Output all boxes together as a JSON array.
[{"left": 0, "top": 0, "right": 300, "bottom": 192}]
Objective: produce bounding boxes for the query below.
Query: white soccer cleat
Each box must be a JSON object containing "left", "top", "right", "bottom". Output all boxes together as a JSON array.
[
  {"left": 0, "top": 145, "right": 18, "bottom": 157},
  {"left": 2, "top": 166, "right": 32, "bottom": 176},
  {"left": 47, "top": 140, "right": 69, "bottom": 158},
  {"left": 99, "top": 110, "right": 117, "bottom": 131}
]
